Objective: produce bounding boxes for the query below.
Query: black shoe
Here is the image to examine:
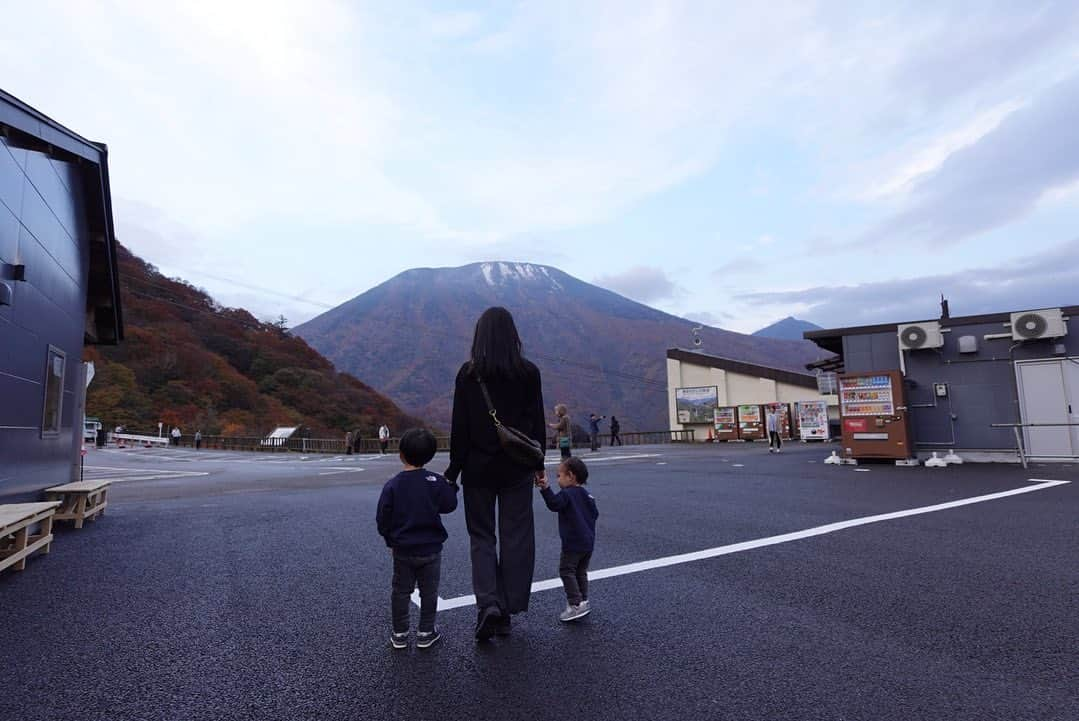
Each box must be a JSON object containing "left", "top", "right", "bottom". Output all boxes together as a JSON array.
[
  {"left": 475, "top": 606, "right": 502, "bottom": 641},
  {"left": 494, "top": 615, "right": 511, "bottom": 637}
]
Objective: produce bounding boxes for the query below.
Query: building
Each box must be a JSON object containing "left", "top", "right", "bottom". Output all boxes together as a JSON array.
[
  {"left": 666, "top": 348, "right": 838, "bottom": 441},
  {"left": 1, "top": 89, "right": 122, "bottom": 500},
  {"left": 805, "top": 305, "right": 1079, "bottom": 461}
]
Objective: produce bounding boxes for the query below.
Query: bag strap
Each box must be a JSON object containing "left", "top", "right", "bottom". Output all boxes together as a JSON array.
[{"left": 474, "top": 374, "right": 503, "bottom": 427}]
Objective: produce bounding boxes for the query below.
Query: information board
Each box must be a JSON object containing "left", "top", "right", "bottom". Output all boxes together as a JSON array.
[{"left": 675, "top": 386, "right": 719, "bottom": 424}]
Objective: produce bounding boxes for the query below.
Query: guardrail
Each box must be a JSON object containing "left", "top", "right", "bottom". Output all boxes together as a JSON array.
[
  {"left": 990, "top": 422, "right": 1079, "bottom": 469},
  {"left": 112, "top": 433, "right": 169, "bottom": 447},
  {"left": 158, "top": 429, "right": 695, "bottom": 455}
]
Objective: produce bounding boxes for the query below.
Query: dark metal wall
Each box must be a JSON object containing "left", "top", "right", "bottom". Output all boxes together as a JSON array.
[
  {"left": 842, "top": 317, "right": 1079, "bottom": 451},
  {"left": 0, "top": 136, "right": 90, "bottom": 500}
]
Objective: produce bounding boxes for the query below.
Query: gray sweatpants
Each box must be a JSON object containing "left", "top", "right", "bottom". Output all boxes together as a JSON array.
[{"left": 559, "top": 550, "right": 592, "bottom": 606}]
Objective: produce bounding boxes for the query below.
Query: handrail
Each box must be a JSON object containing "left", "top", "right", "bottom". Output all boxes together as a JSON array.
[
  {"left": 157, "top": 429, "right": 695, "bottom": 455},
  {"left": 990, "top": 422, "right": 1079, "bottom": 469}
]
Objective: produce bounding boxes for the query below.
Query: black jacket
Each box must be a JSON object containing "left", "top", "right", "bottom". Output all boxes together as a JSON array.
[
  {"left": 445, "top": 360, "right": 546, "bottom": 487},
  {"left": 376, "top": 468, "right": 459, "bottom": 556}
]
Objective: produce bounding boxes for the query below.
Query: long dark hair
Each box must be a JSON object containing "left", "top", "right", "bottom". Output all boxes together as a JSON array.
[{"left": 469, "top": 306, "right": 529, "bottom": 379}]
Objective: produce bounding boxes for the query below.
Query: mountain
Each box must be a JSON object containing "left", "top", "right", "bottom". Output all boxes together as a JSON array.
[
  {"left": 752, "top": 316, "right": 822, "bottom": 340},
  {"left": 293, "top": 262, "right": 830, "bottom": 430},
  {"left": 84, "top": 244, "right": 425, "bottom": 437}
]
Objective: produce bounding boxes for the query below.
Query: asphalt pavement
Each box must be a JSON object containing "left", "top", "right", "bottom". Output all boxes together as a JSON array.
[{"left": 1, "top": 441, "right": 1076, "bottom": 720}]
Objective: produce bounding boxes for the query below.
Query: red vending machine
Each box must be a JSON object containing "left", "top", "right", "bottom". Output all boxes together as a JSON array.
[
  {"left": 838, "top": 370, "right": 913, "bottom": 460},
  {"left": 713, "top": 406, "right": 739, "bottom": 441},
  {"left": 737, "top": 404, "right": 765, "bottom": 440},
  {"left": 762, "top": 402, "right": 793, "bottom": 439}
]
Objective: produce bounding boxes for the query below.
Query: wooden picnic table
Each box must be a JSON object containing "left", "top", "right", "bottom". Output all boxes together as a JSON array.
[
  {"left": 0, "top": 502, "right": 61, "bottom": 574},
  {"left": 44, "top": 480, "right": 111, "bottom": 529}
]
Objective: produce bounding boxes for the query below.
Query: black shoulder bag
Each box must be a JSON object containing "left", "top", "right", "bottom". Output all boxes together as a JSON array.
[{"left": 475, "top": 375, "right": 545, "bottom": 470}]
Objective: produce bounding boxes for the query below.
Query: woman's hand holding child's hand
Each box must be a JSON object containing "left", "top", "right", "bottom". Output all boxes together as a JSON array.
[{"left": 534, "top": 471, "right": 548, "bottom": 490}]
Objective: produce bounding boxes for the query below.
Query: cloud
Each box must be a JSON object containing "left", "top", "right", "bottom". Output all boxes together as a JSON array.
[
  {"left": 682, "top": 310, "right": 732, "bottom": 328},
  {"left": 860, "top": 73, "right": 1079, "bottom": 246},
  {"left": 887, "top": 3, "right": 1079, "bottom": 112},
  {"left": 593, "top": 266, "right": 680, "bottom": 303},
  {"left": 735, "top": 237, "right": 1079, "bottom": 328}
]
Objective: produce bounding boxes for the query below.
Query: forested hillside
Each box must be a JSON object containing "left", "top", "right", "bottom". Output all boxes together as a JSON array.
[{"left": 84, "top": 244, "right": 425, "bottom": 437}]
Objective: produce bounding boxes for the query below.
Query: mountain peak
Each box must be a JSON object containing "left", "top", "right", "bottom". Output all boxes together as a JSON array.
[
  {"left": 752, "top": 316, "right": 822, "bottom": 340},
  {"left": 478, "top": 261, "right": 563, "bottom": 289}
]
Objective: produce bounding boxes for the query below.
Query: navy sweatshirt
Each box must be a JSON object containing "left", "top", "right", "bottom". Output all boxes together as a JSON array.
[
  {"left": 540, "top": 485, "right": 598, "bottom": 553},
  {"left": 376, "top": 469, "right": 459, "bottom": 556}
]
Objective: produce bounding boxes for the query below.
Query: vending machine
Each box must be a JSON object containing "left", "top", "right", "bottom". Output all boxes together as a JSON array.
[
  {"left": 796, "top": 400, "right": 830, "bottom": 441},
  {"left": 737, "top": 404, "right": 765, "bottom": 440},
  {"left": 838, "top": 370, "right": 913, "bottom": 460},
  {"left": 762, "top": 402, "right": 793, "bottom": 439},
  {"left": 713, "top": 406, "right": 739, "bottom": 441}
]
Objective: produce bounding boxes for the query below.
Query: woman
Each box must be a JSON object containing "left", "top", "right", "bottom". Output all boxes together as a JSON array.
[
  {"left": 609, "top": 415, "right": 622, "bottom": 446},
  {"left": 445, "top": 307, "right": 547, "bottom": 640},
  {"left": 549, "top": 404, "right": 571, "bottom": 459}
]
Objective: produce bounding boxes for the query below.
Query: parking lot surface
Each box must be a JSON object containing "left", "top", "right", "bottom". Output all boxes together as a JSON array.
[{"left": 2, "top": 442, "right": 1076, "bottom": 721}]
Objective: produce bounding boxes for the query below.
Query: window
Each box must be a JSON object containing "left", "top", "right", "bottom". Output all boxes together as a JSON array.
[{"left": 41, "top": 346, "right": 66, "bottom": 436}]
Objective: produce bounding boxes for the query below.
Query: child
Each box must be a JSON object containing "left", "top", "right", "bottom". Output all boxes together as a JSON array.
[
  {"left": 376, "top": 428, "right": 459, "bottom": 649},
  {"left": 536, "top": 456, "right": 599, "bottom": 621}
]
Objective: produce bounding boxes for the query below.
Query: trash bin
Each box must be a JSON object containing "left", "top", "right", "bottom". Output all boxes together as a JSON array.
[{"left": 96, "top": 428, "right": 106, "bottom": 448}]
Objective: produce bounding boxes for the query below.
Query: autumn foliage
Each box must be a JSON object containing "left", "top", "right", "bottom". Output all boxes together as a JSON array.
[{"left": 84, "top": 245, "right": 427, "bottom": 438}]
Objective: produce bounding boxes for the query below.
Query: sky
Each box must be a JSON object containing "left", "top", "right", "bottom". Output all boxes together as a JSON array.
[{"left": 3, "top": 1, "right": 1079, "bottom": 333}]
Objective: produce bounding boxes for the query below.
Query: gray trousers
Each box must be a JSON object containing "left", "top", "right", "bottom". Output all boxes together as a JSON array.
[
  {"left": 464, "top": 478, "right": 536, "bottom": 614},
  {"left": 559, "top": 550, "right": 592, "bottom": 606},
  {"left": 391, "top": 551, "right": 441, "bottom": 633}
]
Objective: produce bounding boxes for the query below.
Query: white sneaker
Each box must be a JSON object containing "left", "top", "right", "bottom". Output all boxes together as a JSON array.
[
  {"left": 578, "top": 600, "right": 590, "bottom": 611},
  {"left": 559, "top": 604, "right": 591, "bottom": 622}
]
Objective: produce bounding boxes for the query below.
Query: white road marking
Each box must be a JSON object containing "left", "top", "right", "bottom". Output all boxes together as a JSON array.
[
  {"left": 732, "top": 464, "right": 745, "bottom": 468},
  {"left": 82, "top": 466, "right": 210, "bottom": 483},
  {"left": 427, "top": 479, "right": 1071, "bottom": 611},
  {"left": 855, "top": 468, "right": 871, "bottom": 472},
  {"left": 317, "top": 467, "right": 366, "bottom": 476},
  {"left": 544, "top": 453, "right": 659, "bottom": 466}
]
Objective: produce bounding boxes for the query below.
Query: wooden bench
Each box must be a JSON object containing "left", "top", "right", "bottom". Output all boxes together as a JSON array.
[
  {"left": 0, "top": 502, "right": 61, "bottom": 574},
  {"left": 44, "top": 480, "right": 111, "bottom": 529}
]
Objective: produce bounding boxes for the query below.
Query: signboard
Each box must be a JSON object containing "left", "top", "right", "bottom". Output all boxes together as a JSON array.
[
  {"left": 675, "top": 386, "right": 719, "bottom": 424},
  {"left": 797, "top": 400, "right": 829, "bottom": 440}
]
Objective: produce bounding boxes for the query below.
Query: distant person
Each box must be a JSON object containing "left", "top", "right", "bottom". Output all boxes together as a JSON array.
[
  {"left": 171, "top": 426, "right": 181, "bottom": 446},
  {"left": 767, "top": 409, "right": 782, "bottom": 453},
  {"left": 195, "top": 430, "right": 202, "bottom": 450},
  {"left": 588, "top": 413, "right": 606, "bottom": 452},
  {"left": 345, "top": 430, "right": 353, "bottom": 455},
  {"left": 609, "top": 416, "right": 622, "bottom": 446},
  {"left": 549, "top": 404, "right": 572, "bottom": 460},
  {"left": 445, "top": 307, "right": 546, "bottom": 641},
  {"left": 376, "top": 428, "right": 459, "bottom": 649},
  {"left": 536, "top": 456, "right": 598, "bottom": 622},
  {"left": 379, "top": 424, "right": 390, "bottom": 454}
]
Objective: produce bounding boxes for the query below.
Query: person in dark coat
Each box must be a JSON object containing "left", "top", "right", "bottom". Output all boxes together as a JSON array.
[
  {"left": 609, "top": 416, "right": 622, "bottom": 446},
  {"left": 445, "top": 307, "right": 547, "bottom": 641}
]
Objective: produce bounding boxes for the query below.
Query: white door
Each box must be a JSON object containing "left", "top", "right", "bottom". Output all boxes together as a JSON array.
[
  {"left": 1064, "top": 359, "right": 1079, "bottom": 454},
  {"left": 1016, "top": 360, "right": 1074, "bottom": 457}
]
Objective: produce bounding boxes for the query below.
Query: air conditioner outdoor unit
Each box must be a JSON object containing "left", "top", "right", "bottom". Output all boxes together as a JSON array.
[
  {"left": 898, "top": 321, "right": 944, "bottom": 350},
  {"left": 1010, "top": 308, "right": 1068, "bottom": 341}
]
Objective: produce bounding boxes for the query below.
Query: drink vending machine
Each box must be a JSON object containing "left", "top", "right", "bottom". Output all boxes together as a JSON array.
[
  {"left": 838, "top": 370, "right": 913, "bottom": 460},
  {"left": 737, "top": 404, "right": 765, "bottom": 440},
  {"left": 713, "top": 406, "right": 739, "bottom": 441},
  {"left": 795, "top": 400, "right": 830, "bottom": 441}
]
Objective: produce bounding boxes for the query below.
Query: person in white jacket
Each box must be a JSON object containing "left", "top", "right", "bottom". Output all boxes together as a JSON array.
[{"left": 378, "top": 424, "right": 390, "bottom": 454}]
